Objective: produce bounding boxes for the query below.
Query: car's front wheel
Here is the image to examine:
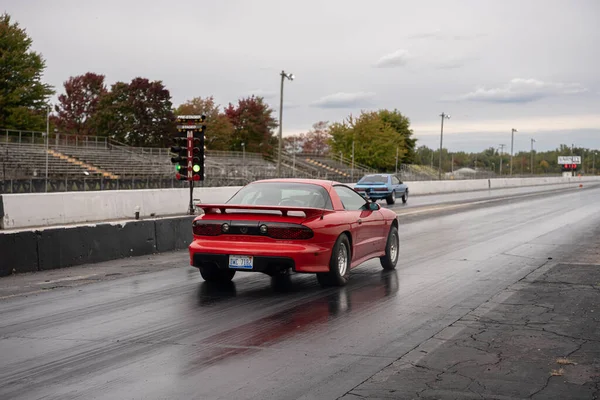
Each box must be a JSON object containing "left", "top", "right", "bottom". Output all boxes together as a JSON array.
[
  {"left": 200, "top": 266, "right": 236, "bottom": 283},
  {"left": 380, "top": 225, "right": 399, "bottom": 270},
  {"left": 402, "top": 190, "right": 408, "bottom": 204},
  {"left": 317, "top": 234, "right": 351, "bottom": 287}
]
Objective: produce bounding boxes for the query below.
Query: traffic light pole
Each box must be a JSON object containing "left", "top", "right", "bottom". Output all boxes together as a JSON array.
[
  {"left": 188, "top": 180, "right": 194, "bottom": 215},
  {"left": 171, "top": 115, "right": 207, "bottom": 215}
]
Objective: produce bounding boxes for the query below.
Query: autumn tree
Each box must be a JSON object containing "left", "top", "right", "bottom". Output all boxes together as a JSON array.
[
  {"left": 329, "top": 111, "right": 407, "bottom": 171},
  {"left": 301, "top": 121, "right": 331, "bottom": 155},
  {"left": 0, "top": 13, "right": 54, "bottom": 130},
  {"left": 174, "top": 96, "right": 234, "bottom": 151},
  {"left": 224, "top": 96, "right": 278, "bottom": 153},
  {"left": 53, "top": 72, "right": 107, "bottom": 136},
  {"left": 95, "top": 78, "right": 176, "bottom": 147},
  {"left": 283, "top": 134, "right": 304, "bottom": 153}
]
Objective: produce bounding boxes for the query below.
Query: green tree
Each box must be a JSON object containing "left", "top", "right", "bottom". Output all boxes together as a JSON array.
[
  {"left": 174, "top": 96, "right": 234, "bottom": 151},
  {"left": 95, "top": 78, "right": 176, "bottom": 147},
  {"left": 377, "top": 109, "right": 416, "bottom": 163},
  {"left": 329, "top": 111, "right": 406, "bottom": 171},
  {"left": 0, "top": 13, "right": 54, "bottom": 130}
]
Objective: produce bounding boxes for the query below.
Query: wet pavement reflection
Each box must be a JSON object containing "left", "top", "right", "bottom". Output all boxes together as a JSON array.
[{"left": 186, "top": 270, "right": 399, "bottom": 372}]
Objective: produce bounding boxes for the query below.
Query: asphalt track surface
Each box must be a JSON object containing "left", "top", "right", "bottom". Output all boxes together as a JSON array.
[{"left": 0, "top": 182, "right": 599, "bottom": 400}]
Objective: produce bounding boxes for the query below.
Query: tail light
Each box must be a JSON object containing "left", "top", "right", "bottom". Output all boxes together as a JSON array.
[
  {"left": 192, "top": 221, "right": 222, "bottom": 236},
  {"left": 373, "top": 187, "right": 388, "bottom": 191},
  {"left": 192, "top": 220, "right": 313, "bottom": 239},
  {"left": 267, "top": 226, "right": 313, "bottom": 240}
]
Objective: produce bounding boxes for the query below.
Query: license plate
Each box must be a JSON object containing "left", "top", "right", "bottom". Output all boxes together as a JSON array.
[{"left": 228, "top": 255, "right": 253, "bottom": 269}]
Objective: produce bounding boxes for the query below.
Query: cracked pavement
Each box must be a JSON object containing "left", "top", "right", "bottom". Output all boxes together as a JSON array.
[{"left": 340, "top": 240, "right": 600, "bottom": 399}]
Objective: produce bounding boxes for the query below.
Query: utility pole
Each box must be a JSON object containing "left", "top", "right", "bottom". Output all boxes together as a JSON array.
[
  {"left": 395, "top": 147, "right": 399, "bottom": 174},
  {"left": 499, "top": 144, "right": 506, "bottom": 175},
  {"left": 510, "top": 128, "right": 517, "bottom": 176},
  {"left": 45, "top": 105, "right": 50, "bottom": 192},
  {"left": 451, "top": 153, "right": 454, "bottom": 174},
  {"left": 439, "top": 112, "right": 450, "bottom": 180},
  {"left": 530, "top": 138, "right": 536, "bottom": 175},
  {"left": 351, "top": 140, "right": 355, "bottom": 182}
]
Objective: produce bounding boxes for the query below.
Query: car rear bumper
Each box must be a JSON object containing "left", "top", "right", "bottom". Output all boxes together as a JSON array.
[
  {"left": 354, "top": 189, "right": 392, "bottom": 199},
  {"left": 189, "top": 239, "right": 334, "bottom": 274}
]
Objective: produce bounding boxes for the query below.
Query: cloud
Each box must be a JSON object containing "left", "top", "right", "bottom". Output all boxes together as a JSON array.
[
  {"left": 311, "top": 92, "right": 376, "bottom": 109},
  {"left": 374, "top": 49, "right": 411, "bottom": 68},
  {"left": 410, "top": 113, "right": 600, "bottom": 135},
  {"left": 449, "top": 78, "right": 589, "bottom": 103}
]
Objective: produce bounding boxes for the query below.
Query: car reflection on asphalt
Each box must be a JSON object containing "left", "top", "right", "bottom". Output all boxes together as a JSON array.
[{"left": 184, "top": 270, "right": 399, "bottom": 375}]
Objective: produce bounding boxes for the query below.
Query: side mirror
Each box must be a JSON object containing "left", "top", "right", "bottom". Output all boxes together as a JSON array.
[{"left": 368, "top": 202, "right": 380, "bottom": 211}]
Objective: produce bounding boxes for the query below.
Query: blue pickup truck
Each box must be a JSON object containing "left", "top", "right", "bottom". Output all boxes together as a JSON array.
[{"left": 354, "top": 174, "right": 409, "bottom": 205}]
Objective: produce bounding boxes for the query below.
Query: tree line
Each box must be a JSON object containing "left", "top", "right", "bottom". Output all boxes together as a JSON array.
[{"left": 415, "top": 144, "right": 598, "bottom": 175}]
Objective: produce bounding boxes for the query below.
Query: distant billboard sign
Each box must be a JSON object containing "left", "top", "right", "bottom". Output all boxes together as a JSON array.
[{"left": 558, "top": 156, "right": 581, "bottom": 164}]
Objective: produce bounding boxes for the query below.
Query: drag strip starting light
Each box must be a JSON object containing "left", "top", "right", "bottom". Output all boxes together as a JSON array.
[{"left": 172, "top": 115, "right": 206, "bottom": 181}]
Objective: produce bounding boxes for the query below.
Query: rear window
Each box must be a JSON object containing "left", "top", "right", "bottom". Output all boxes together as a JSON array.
[
  {"left": 358, "top": 175, "right": 388, "bottom": 184},
  {"left": 227, "top": 182, "right": 333, "bottom": 209}
]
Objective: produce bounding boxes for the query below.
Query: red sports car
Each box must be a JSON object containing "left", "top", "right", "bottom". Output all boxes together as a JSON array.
[{"left": 189, "top": 178, "right": 400, "bottom": 286}]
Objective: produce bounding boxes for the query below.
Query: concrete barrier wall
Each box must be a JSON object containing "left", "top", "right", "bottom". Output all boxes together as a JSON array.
[
  {"left": 0, "top": 216, "right": 195, "bottom": 277},
  {"left": 408, "top": 176, "right": 600, "bottom": 195},
  {"left": 2, "top": 176, "right": 599, "bottom": 230},
  {"left": 1, "top": 186, "right": 240, "bottom": 230}
]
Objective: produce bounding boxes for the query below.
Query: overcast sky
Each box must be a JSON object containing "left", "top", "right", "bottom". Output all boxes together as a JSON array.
[{"left": 4, "top": 0, "right": 599, "bottom": 152}]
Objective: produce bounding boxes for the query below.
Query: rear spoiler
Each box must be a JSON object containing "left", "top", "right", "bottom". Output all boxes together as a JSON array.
[{"left": 196, "top": 204, "right": 334, "bottom": 219}]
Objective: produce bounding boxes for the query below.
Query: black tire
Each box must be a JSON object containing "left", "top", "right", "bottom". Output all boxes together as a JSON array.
[
  {"left": 380, "top": 225, "right": 399, "bottom": 270},
  {"left": 199, "top": 266, "right": 236, "bottom": 283},
  {"left": 317, "top": 234, "right": 351, "bottom": 287},
  {"left": 402, "top": 190, "right": 408, "bottom": 204},
  {"left": 386, "top": 190, "right": 396, "bottom": 205}
]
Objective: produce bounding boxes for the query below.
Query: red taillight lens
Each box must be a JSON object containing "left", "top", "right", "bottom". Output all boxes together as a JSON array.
[
  {"left": 268, "top": 226, "right": 313, "bottom": 240},
  {"left": 374, "top": 187, "right": 387, "bottom": 191},
  {"left": 192, "top": 222, "right": 221, "bottom": 236}
]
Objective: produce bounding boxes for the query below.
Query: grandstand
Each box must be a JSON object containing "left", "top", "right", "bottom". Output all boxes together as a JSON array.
[{"left": 0, "top": 130, "right": 370, "bottom": 193}]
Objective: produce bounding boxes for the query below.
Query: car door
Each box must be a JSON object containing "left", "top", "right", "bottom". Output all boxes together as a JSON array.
[
  {"left": 391, "top": 175, "right": 402, "bottom": 197},
  {"left": 333, "top": 185, "right": 384, "bottom": 261}
]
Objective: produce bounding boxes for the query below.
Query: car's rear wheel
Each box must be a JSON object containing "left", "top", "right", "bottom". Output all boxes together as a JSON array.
[
  {"left": 199, "top": 266, "right": 236, "bottom": 283},
  {"left": 317, "top": 234, "right": 351, "bottom": 287},
  {"left": 380, "top": 225, "right": 399, "bottom": 270},
  {"left": 402, "top": 190, "right": 408, "bottom": 204},
  {"left": 386, "top": 190, "right": 396, "bottom": 205}
]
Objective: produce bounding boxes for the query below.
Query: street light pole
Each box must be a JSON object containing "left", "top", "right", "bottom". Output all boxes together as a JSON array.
[
  {"left": 439, "top": 112, "right": 450, "bottom": 180},
  {"left": 395, "top": 147, "right": 399, "bottom": 174},
  {"left": 45, "top": 105, "right": 50, "bottom": 192},
  {"left": 276, "top": 70, "right": 294, "bottom": 178},
  {"left": 499, "top": 144, "right": 505, "bottom": 175},
  {"left": 510, "top": 128, "right": 517, "bottom": 176},
  {"left": 593, "top": 151, "right": 596, "bottom": 175},
  {"left": 530, "top": 138, "right": 536, "bottom": 175},
  {"left": 351, "top": 139, "right": 355, "bottom": 182}
]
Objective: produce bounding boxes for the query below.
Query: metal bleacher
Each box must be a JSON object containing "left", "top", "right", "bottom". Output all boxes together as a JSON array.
[{"left": 0, "top": 130, "right": 368, "bottom": 192}]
